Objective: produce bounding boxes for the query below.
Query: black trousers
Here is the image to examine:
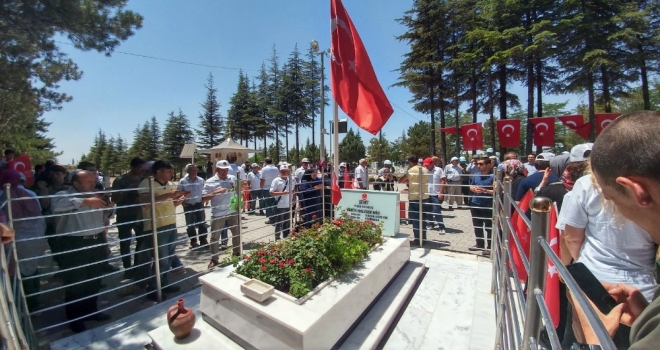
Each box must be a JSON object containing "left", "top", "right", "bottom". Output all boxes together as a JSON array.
[
  {"left": 183, "top": 203, "right": 208, "bottom": 244},
  {"left": 116, "top": 215, "right": 144, "bottom": 269},
  {"left": 470, "top": 206, "right": 493, "bottom": 249},
  {"left": 59, "top": 234, "right": 106, "bottom": 321},
  {"left": 274, "top": 208, "right": 290, "bottom": 240}
]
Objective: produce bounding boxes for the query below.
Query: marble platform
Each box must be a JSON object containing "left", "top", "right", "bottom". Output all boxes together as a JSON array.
[{"left": 196, "top": 234, "right": 411, "bottom": 350}]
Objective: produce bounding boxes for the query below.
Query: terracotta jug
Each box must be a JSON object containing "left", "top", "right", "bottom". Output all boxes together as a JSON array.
[{"left": 167, "top": 298, "right": 196, "bottom": 339}]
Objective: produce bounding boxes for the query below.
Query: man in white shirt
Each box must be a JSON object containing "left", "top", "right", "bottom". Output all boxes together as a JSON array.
[
  {"left": 177, "top": 164, "right": 208, "bottom": 249},
  {"left": 247, "top": 163, "right": 264, "bottom": 215},
  {"left": 444, "top": 157, "right": 463, "bottom": 209},
  {"left": 378, "top": 160, "right": 393, "bottom": 177},
  {"left": 423, "top": 158, "right": 446, "bottom": 233},
  {"left": 202, "top": 160, "right": 240, "bottom": 268},
  {"left": 226, "top": 152, "right": 246, "bottom": 180},
  {"left": 270, "top": 165, "right": 294, "bottom": 240},
  {"left": 295, "top": 158, "right": 311, "bottom": 183},
  {"left": 353, "top": 158, "right": 368, "bottom": 190},
  {"left": 260, "top": 158, "right": 280, "bottom": 224},
  {"left": 523, "top": 154, "right": 537, "bottom": 175}
]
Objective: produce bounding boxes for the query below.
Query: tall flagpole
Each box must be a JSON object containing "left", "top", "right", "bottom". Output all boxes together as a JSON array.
[{"left": 333, "top": 101, "right": 340, "bottom": 170}]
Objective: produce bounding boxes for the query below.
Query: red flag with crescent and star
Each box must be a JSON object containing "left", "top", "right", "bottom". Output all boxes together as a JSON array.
[
  {"left": 510, "top": 189, "right": 534, "bottom": 282},
  {"left": 544, "top": 203, "right": 561, "bottom": 328},
  {"left": 331, "top": 171, "right": 342, "bottom": 205},
  {"left": 557, "top": 115, "right": 591, "bottom": 140},
  {"left": 530, "top": 117, "right": 555, "bottom": 147},
  {"left": 595, "top": 113, "right": 621, "bottom": 135},
  {"left": 496, "top": 119, "right": 521, "bottom": 148},
  {"left": 439, "top": 126, "right": 457, "bottom": 134},
  {"left": 6, "top": 154, "right": 33, "bottom": 187},
  {"left": 330, "top": 0, "right": 393, "bottom": 135},
  {"left": 459, "top": 122, "right": 483, "bottom": 151}
]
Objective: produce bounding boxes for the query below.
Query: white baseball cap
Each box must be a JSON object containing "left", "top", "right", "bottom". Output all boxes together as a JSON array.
[
  {"left": 280, "top": 164, "right": 290, "bottom": 171},
  {"left": 251, "top": 163, "right": 260, "bottom": 168},
  {"left": 569, "top": 143, "right": 593, "bottom": 163},
  {"left": 451, "top": 157, "right": 459, "bottom": 162},
  {"left": 301, "top": 158, "right": 310, "bottom": 163},
  {"left": 536, "top": 152, "right": 555, "bottom": 161},
  {"left": 340, "top": 162, "right": 347, "bottom": 167},
  {"left": 486, "top": 148, "right": 494, "bottom": 153},
  {"left": 384, "top": 160, "right": 392, "bottom": 165},
  {"left": 216, "top": 160, "right": 231, "bottom": 169}
]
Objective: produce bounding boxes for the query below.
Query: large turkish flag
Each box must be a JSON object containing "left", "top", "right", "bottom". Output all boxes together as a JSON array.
[
  {"left": 595, "top": 113, "right": 621, "bottom": 135},
  {"left": 557, "top": 115, "right": 591, "bottom": 140},
  {"left": 459, "top": 122, "right": 484, "bottom": 151},
  {"left": 544, "top": 203, "right": 561, "bottom": 328},
  {"left": 330, "top": 0, "right": 393, "bottom": 135},
  {"left": 510, "top": 189, "right": 534, "bottom": 282},
  {"left": 497, "top": 119, "right": 521, "bottom": 148},
  {"left": 6, "top": 155, "right": 33, "bottom": 187},
  {"left": 530, "top": 117, "right": 555, "bottom": 147}
]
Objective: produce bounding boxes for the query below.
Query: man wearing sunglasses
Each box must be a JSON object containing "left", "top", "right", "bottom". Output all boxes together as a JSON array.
[{"left": 468, "top": 157, "right": 495, "bottom": 255}]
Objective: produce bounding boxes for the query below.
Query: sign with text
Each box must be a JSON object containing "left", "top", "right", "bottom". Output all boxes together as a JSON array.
[{"left": 336, "top": 190, "right": 400, "bottom": 236}]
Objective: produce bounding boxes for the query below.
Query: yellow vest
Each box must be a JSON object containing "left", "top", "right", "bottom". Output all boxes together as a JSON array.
[
  {"left": 407, "top": 165, "right": 429, "bottom": 201},
  {"left": 138, "top": 178, "right": 177, "bottom": 231}
]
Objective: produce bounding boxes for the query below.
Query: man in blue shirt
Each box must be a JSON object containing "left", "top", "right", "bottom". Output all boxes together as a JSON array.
[
  {"left": 469, "top": 157, "right": 495, "bottom": 255},
  {"left": 515, "top": 152, "right": 559, "bottom": 201}
]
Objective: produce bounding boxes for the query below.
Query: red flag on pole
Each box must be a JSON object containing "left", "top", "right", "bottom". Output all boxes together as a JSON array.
[
  {"left": 530, "top": 117, "right": 555, "bottom": 147},
  {"left": 331, "top": 172, "right": 342, "bottom": 205},
  {"left": 510, "top": 189, "right": 534, "bottom": 282},
  {"left": 439, "top": 126, "right": 457, "bottom": 134},
  {"left": 496, "top": 119, "right": 521, "bottom": 148},
  {"left": 557, "top": 115, "right": 591, "bottom": 140},
  {"left": 459, "top": 122, "right": 483, "bottom": 151},
  {"left": 330, "top": 0, "right": 393, "bottom": 135},
  {"left": 544, "top": 203, "right": 561, "bottom": 328},
  {"left": 6, "top": 154, "right": 33, "bottom": 187},
  {"left": 595, "top": 113, "right": 621, "bottom": 135}
]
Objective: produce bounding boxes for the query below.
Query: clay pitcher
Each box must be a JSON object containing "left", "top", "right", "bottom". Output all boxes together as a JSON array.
[{"left": 167, "top": 298, "right": 196, "bottom": 339}]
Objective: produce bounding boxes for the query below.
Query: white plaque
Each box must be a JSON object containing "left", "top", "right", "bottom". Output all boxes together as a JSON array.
[{"left": 335, "top": 190, "right": 400, "bottom": 236}]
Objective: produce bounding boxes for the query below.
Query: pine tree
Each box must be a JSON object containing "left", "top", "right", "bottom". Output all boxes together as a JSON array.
[
  {"left": 338, "top": 128, "right": 366, "bottom": 164},
  {"left": 254, "top": 63, "right": 273, "bottom": 157},
  {"left": 197, "top": 73, "right": 224, "bottom": 148},
  {"left": 147, "top": 116, "right": 161, "bottom": 160},
  {"left": 267, "top": 46, "right": 286, "bottom": 159},
  {"left": 161, "top": 109, "right": 194, "bottom": 164},
  {"left": 115, "top": 134, "right": 128, "bottom": 172},
  {"left": 101, "top": 137, "right": 118, "bottom": 175},
  {"left": 304, "top": 43, "right": 328, "bottom": 154},
  {"left": 281, "top": 45, "right": 309, "bottom": 165},
  {"left": 227, "top": 70, "right": 253, "bottom": 144},
  {"left": 267, "top": 139, "right": 285, "bottom": 162},
  {"left": 88, "top": 130, "right": 108, "bottom": 167}
]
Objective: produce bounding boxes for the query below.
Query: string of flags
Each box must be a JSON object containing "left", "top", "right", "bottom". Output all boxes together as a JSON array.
[{"left": 439, "top": 113, "right": 621, "bottom": 150}]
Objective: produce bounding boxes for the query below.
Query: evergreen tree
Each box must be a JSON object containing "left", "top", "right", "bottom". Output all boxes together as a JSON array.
[
  {"left": 161, "top": 109, "right": 194, "bottom": 164},
  {"left": 197, "top": 73, "right": 224, "bottom": 148},
  {"left": 254, "top": 63, "right": 273, "bottom": 157},
  {"left": 267, "top": 46, "right": 286, "bottom": 159},
  {"left": 304, "top": 43, "right": 328, "bottom": 153},
  {"left": 281, "top": 45, "right": 310, "bottom": 165},
  {"left": 115, "top": 134, "right": 128, "bottom": 173},
  {"left": 338, "top": 128, "right": 366, "bottom": 164},
  {"left": 267, "top": 139, "right": 285, "bottom": 162},
  {"left": 101, "top": 137, "right": 118, "bottom": 175},
  {"left": 367, "top": 133, "right": 391, "bottom": 164},
  {"left": 88, "top": 130, "right": 108, "bottom": 167},
  {"left": 148, "top": 116, "right": 161, "bottom": 160},
  {"left": 227, "top": 70, "right": 253, "bottom": 144}
]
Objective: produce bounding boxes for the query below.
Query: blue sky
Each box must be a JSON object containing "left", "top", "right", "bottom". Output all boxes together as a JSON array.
[{"left": 44, "top": 0, "right": 583, "bottom": 164}]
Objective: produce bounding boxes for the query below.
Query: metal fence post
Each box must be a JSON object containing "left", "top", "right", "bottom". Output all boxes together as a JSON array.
[
  {"left": 417, "top": 169, "right": 424, "bottom": 248},
  {"left": 321, "top": 169, "right": 326, "bottom": 222},
  {"left": 289, "top": 173, "right": 294, "bottom": 236},
  {"left": 490, "top": 171, "right": 502, "bottom": 294},
  {"left": 148, "top": 177, "right": 162, "bottom": 303},
  {"left": 521, "top": 197, "right": 552, "bottom": 350},
  {"left": 236, "top": 178, "right": 243, "bottom": 256}
]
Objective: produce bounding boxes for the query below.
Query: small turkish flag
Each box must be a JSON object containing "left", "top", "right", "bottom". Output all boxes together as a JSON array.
[
  {"left": 439, "top": 126, "right": 457, "bottom": 134},
  {"left": 331, "top": 172, "right": 342, "bottom": 205},
  {"left": 510, "top": 189, "right": 534, "bottom": 282},
  {"left": 496, "top": 119, "right": 521, "bottom": 148},
  {"left": 595, "top": 113, "right": 621, "bottom": 135},
  {"left": 544, "top": 203, "right": 561, "bottom": 328},
  {"left": 530, "top": 117, "right": 555, "bottom": 147},
  {"left": 330, "top": 0, "right": 393, "bottom": 135},
  {"left": 7, "top": 154, "right": 33, "bottom": 187},
  {"left": 558, "top": 115, "right": 591, "bottom": 140},
  {"left": 459, "top": 122, "right": 483, "bottom": 151}
]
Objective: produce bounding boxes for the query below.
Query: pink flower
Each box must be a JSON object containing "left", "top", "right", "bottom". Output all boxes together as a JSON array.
[
  {"left": 305, "top": 268, "right": 311, "bottom": 273},
  {"left": 259, "top": 258, "right": 266, "bottom": 264},
  {"left": 269, "top": 259, "right": 278, "bottom": 264},
  {"left": 279, "top": 262, "right": 285, "bottom": 267},
  {"left": 244, "top": 255, "right": 250, "bottom": 261},
  {"left": 261, "top": 266, "right": 266, "bottom": 271},
  {"left": 257, "top": 251, "right": 265, "bottom": 256},
  {"left": 312, "top": 214, "right": 317, "bottom": 219},
  {"left": 286, "top": 259, "right": 295, "bottom": 265}
]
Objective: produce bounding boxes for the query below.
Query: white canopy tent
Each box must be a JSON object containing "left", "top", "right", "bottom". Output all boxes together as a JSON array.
[{"left": 196, "top": 138, "right": 258, "bottom": 168}]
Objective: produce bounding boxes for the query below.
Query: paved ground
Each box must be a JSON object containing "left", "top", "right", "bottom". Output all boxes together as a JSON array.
[{"left": 27, "top": 186, "right": 486, "bottom": 347}]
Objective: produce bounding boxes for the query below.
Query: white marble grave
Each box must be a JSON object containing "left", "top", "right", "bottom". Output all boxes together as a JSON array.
[{"left": 197, "top": 234, "right": 410, "bottom": 350}]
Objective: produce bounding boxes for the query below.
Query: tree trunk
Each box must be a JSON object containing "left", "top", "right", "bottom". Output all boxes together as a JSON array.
[
  {"left": 587, "top": 71, "right": 596, "bottom": 142},
  {"left": 454, "top": 81, "right": 460, "bottom": 156},
  {"left": 601, "top": 66, "right": 612, "bottom": 113},
  {"left": 471, "top": 70, "right": 478, "bottom": 123},
  {"left": 295, "top": 120, "right": 300, "bottom": 165},
  {"left": 430, "top": 80, "right": 436, "bottom": 156},
  {"left": 440, "top": 91, "right": 448, "bottom": 163},
  {"left": 488, "top": 67, "right": 496, "bottom": 150},
  {"left": 527, "top": 55, "right": 535, "bottom": 154},
  {"left": 638, "top": 43, "right": 651, "bottom": 110}
]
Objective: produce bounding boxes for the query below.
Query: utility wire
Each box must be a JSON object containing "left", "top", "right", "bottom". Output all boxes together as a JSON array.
[
  {"left": 390, "top": 102, "right": 422, "bottom": 122},
  {"left": 55, "top": 40, "right": 257, "bottom": 71}
]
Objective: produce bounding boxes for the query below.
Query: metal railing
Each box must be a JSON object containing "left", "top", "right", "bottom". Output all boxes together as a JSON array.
[{"left": 490, "top": 171, "right": 617, "bottom": 350}]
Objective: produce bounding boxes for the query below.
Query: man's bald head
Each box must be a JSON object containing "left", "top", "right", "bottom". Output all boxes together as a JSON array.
[{"left": 71, "top": 170, "right": 97, "bottom": 192}]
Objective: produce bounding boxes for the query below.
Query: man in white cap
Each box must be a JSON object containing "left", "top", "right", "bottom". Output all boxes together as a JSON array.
[
  {"left": 247, "top": 163, "right": 264, "bottom": 215},
  {"left": 270, "top": 164, "right": 294, "bottom": 240},
  {"left": 202, "top": 160, "right": 240, "bottom": 269},
  {"left": 354, "top": 158, "right": 368, "bottom": 190},
  {"left": 515, "top": 152, "right": 559, "bottom": 201},
  {"left": 378, "top": 160, "right": 393, "bottom": 178},
  {"left": 260, "top": 158, "right": 279, "bottom": 224},
  {"left": 486, "top": 147, "right": 500, "bottom": 165},
  {"left": 444, "top": 157, "right": 463, "bottom": 210},
  {"left": 177, "top": 164, "right": 208, "bottom": 249},
  {"left": 295, "top": 158, "right": 311, "bottom": 184}
]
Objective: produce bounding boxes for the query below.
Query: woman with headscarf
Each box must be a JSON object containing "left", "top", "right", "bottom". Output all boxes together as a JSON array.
[
  {"left": 298, "top": 169, "right": 322, "bottom": 228},
  {"left": 501, "top": 159, "right": 526, "bottom": 201},
  {"left": 0, "top": 169, "right": 47, "bottom": 310}
]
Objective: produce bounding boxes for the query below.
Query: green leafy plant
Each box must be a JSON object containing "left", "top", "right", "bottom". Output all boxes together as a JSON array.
[{"left": 234, "top": 215, "right": 384, "bottom": 298}]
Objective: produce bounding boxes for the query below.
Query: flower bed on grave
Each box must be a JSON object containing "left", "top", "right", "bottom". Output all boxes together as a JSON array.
[{"left": 230, "top": 215, "right": 384, "bottom": 298}]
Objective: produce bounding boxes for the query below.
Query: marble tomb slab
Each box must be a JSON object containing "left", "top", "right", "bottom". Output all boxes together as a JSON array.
[{"left": 198, "top": 233, "right": 411, "bottom": 350}]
